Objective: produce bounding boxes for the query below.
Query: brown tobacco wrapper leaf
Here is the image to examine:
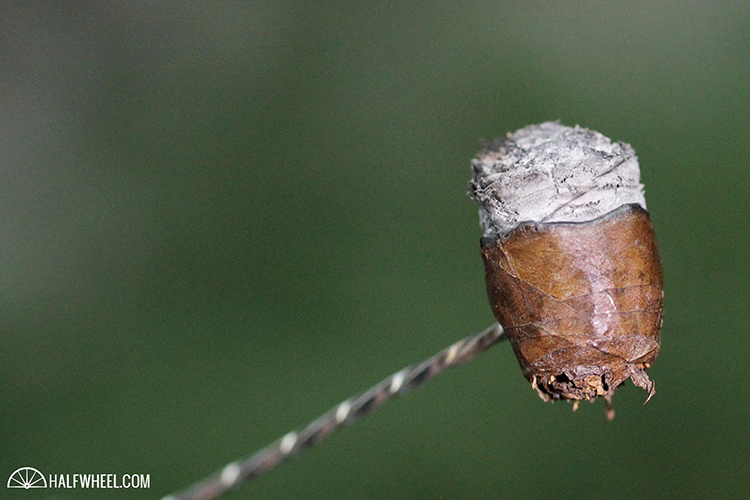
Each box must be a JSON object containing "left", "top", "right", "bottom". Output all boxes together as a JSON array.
[{"left": 481, "top": 204, "right": 664, "bottom": 404}]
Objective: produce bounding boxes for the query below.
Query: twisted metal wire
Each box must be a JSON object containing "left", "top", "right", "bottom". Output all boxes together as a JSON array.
[{"left": 161, "top": 323, "right": 506, "bottom": 500}]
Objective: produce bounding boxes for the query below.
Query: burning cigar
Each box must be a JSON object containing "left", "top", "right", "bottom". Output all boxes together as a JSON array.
[{"left": 470, "top": 122, "right": 663, "bottom": 414}]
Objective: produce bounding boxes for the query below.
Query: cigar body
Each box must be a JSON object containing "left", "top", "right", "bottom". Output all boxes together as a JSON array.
[
  {"left": 470, "top": 122, "right": 663, "bottom": 403},
  {"left": 480, "top": 204, "right": 663, "bottom": 400}
]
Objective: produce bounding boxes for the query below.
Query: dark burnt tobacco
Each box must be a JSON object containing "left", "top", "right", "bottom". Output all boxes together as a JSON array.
[{"left": 470, "top": 122, "right": 664, "bottom": 414}]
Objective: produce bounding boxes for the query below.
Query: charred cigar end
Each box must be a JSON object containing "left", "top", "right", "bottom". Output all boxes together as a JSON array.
[{"left": 470, "top": 123, "right": 663, "bottom": 408}]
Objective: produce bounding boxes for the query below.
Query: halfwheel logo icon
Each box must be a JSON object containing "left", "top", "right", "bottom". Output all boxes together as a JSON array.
[{"left": 7, "top": 467, "right": 47, "bottom": 489}]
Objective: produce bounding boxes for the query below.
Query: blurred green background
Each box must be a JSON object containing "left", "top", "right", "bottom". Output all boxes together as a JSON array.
[{"left": 2, "top": 2, "right": 748, "bottom": 499}]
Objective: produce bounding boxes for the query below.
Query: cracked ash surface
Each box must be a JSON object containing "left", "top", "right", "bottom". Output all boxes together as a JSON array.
[{"left": 470, "top": 121, "right": 646, "bottom": 239}]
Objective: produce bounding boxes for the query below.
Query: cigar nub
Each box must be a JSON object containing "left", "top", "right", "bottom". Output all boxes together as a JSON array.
[{"left": 470, "top": 122, "right": 663, "bottom": 406}]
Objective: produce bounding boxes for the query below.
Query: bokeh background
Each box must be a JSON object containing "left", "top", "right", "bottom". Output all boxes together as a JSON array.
[{"left": 2, "top": 2, "right": 748, "bottom": 499}]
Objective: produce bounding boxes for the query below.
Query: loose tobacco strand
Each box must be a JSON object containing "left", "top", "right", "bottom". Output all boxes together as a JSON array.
[{"left": 161, "top": 323, "right": 506, "bottom": 500}]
